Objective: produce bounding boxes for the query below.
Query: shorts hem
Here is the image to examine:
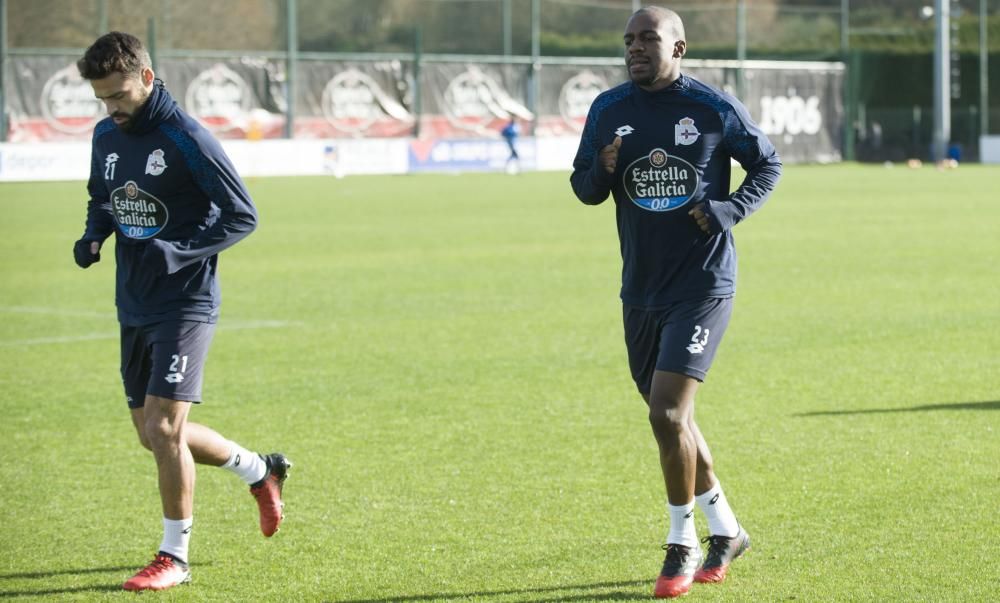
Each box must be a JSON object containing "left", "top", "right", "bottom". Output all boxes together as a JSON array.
[
  {"left": 144, "top": 390, "right": 203, "bottom": 404},
  {"left": 655, "top": 366, "right": 707, "bottom": 382}
]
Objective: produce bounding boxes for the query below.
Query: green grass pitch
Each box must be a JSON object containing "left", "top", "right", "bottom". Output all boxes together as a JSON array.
[{"left": 1, "top": 164, "right": 998, "bottom": 601}]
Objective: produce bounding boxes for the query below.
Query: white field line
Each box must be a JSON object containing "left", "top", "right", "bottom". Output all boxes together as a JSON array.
[
  {"left": 1, "top": 333, "right": 117, "bottom": 346},
  {"left": 0, "top": 306, "right": 301, "bottom": 347},
  {"left": 0, "top": 305, "right": 114, "bottom": 319}
]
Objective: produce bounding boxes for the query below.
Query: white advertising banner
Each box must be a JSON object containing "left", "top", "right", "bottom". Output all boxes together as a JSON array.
[
  {"left": 0, "top": 143, "right": 91, "bottom": 181},
  {"left": 0, "top": 139, "right": 412, "bottom": 181}
]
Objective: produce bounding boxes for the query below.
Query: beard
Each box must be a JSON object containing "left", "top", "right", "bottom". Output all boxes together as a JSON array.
[
  {"left": 112, "top": 89, "right": 151, "bottom": 133},
  {"left": 112, "top": 111, "right": 136, "bottom": 132}
]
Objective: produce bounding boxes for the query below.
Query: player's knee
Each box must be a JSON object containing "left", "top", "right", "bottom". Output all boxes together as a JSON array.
[
  {"left": 134, "top": 427, "right": 153, "bottom": 451},
  {"left": 648, "top": 404, "right": 688, "bottom": 436},
  {"left": 143, "top": 416, "right": 182, "bottom": 451}
]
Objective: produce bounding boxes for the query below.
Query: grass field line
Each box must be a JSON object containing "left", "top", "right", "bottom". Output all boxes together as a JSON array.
[
  {"left": 0, "top": 310, "right": 303, "bottom": 347},
  {"left": 0, "top": 305, "right": 114, "bottom": 318},
  {"left": 0, "top": 332, "right": 117, "bottom": 346}
]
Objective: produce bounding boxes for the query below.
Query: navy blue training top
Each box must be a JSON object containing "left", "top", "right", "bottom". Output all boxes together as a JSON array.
[
  {"left": 81, "top": 81, "right": 257, "bottom": 326},
  {"left": 570, "top": 74, "right": 781, "bottom": 308}
]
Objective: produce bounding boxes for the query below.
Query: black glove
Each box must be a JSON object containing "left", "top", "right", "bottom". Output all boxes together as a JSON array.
[{"left": 73, "top": 239, "right": 101, "bottom": 268}]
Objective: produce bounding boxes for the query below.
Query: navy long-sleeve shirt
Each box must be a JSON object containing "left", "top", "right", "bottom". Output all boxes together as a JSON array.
[
  {"left": 570, "top": 74, "right": 781, "bottom": 308},
  {"left": 82, "top": 81, "right": 257, "bottom": 326}
]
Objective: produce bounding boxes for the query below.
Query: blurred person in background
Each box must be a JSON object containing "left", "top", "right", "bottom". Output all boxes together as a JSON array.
[{"left": 502, "top": 116, "right": 521, "bottom": 174}]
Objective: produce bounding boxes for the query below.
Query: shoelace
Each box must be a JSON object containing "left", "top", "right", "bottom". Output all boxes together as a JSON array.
[
  {"left": 701, "top": 534, "right": 733, "bottom": 564},
  {"left": 136, "top": 556, "right": 174, "bottom": 577},
  {"left": 660, "top": 544, "right": 691, "bottom": 572}
]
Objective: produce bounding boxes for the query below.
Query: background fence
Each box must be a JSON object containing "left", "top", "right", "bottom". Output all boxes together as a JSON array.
[{"left": 1, "top": 0, "right": 998, "bottom": 164}]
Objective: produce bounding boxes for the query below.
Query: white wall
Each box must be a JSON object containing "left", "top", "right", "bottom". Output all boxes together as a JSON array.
[{"left": 979, "top": 136, "right": 1000, "bottom": 164}]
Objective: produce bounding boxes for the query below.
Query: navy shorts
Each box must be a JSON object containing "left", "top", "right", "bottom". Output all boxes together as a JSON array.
[
  {"left": 623, "top": 297, "right": 734, "bottom": 393},
  {"left": 120, "top": 320, "right": 215, "bottom": 408}
]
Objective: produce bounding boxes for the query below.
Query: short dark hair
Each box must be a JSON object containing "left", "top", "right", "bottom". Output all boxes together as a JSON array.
[{"left": 77, "top": 31, "right": 151, "bottom": 80}]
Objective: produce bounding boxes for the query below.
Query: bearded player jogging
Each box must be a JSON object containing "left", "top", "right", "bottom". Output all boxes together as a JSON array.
[
  {"left": 570, "top": 6, "right": 781, "bottom": 599},
  {"left": 73, "top": 32, "right": 292, "bottom": 592}
]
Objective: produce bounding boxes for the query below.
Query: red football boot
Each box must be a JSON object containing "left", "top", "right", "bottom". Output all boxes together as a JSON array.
[
  {"left": 122, "top": 554, "right": 190, "bottom": 591},
  {"left": 653, "top": 543, "right": 702, "bottom": 598},
  {"left": 693, "top": 526, "right": 751, "bottom": 584},
  {"left": 250, "top": 453, "right": 292, "bottom": 537}
]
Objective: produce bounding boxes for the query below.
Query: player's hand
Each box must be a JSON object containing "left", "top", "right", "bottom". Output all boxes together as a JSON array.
[
  {"left": 599, "top": 136, "right": 622, "bottom": 174},
  {"left": 73, "top": 239, "right": 101, "bottom": 268},
  {"left": 687, "top": 203, "right": 712, "bottom": 234}
]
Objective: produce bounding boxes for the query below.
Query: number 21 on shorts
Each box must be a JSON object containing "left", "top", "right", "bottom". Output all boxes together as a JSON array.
[{"left": 165, "top": 354, "right": 188, "bottom": 384}]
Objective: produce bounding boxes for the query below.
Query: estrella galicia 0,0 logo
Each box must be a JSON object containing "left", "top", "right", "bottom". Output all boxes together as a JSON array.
[
  {"left": 623, "top": 148, "right": 700, "bottom": 212},
  {"left": 111, "top": 180, "right": 169, "bottom": 239}
]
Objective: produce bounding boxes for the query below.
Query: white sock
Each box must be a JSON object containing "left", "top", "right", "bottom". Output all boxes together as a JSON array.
[
  {"left": 695, "top": 482, "right": 740, "bottom": 537},
  {"left": 666, "top": 501, "right": 699, "bottom": 548},
  {"left": 159, "top": 517, "right": 192, "bottom": 564},
  {"left": 220, "top": 441, "right": 267, "bottom": 485}
]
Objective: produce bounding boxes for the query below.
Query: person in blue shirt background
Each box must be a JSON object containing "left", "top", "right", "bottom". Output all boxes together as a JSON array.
[
  {"left": 73, "top": 31, "right": 292, "bottom": 592},
  {"left": 570, "top": 6, "right": 781, "bottom": 599},
  {"left": 501, "top": 117, "right": 520, "bottom": 174}
]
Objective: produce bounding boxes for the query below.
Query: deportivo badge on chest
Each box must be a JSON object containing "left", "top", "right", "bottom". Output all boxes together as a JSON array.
[
  {"left": 623, "top": 148, "right": 700, "bottom": 212},
  {"left": 145, "top": 149, "right": 167, "bottom": 176},
  {"left": 675, "top": 117, "right": 700, "bottom": 146}
]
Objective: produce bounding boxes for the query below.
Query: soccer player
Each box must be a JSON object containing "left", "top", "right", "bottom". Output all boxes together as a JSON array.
[
  {"left": 73, "top": 32, "right": 292, "bottom": 592},
  {"left": 569, "top": 6, "right": 781, "bottom": 599}
]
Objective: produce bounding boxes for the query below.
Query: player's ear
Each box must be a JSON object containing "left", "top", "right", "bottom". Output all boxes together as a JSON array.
[
  {"left": 674, "top": 40, "right": 687, "bottom": 58},
  {"left": 140, "top": 67, "right": 155, "bottom": 87}
]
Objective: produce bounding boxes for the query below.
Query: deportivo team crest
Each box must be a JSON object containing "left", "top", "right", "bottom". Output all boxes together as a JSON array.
[
  {"left": 675, "top": 117, "right": 700, "bottom": 146},
  {"left": 623, "top": 148, "right": 700, "bottom": 212},
  {"left": 145, "top": 149, "right": 167, "bottom": 175},
  {"left": 111, "top": 180, "right": 169, "bottom": 239}
]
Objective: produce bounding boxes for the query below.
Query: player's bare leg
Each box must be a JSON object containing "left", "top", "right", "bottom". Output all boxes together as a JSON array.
[
  {"left": 131, "top": 408, "right": 231, "bottom": 465},
  {"left": 672, "top": 393, "right": 750, "bottom": 584},
  {"left": 689, "top": 417, "right": 717, "bottom": 495},
  {"left": 646, "top": 371, "right": 701, "bottom": 598},
  {"left": 647, "top": 371, "right": 699, "bottom": 504},
  {"left": 688, "top": 417, "right": 750, "bottom": 584},
  {"left": 130, "top": 406, "right": 291, "bottom": 537},
  {"left": 123, "top": 395, "right": 194, "bottom": 591},
  {"left": 143, "top": 395, "right": 195, "bottom": 520}
]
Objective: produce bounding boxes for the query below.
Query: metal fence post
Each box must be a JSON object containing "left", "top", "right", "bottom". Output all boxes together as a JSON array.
[
  {"left": 0, "top": 0, "right": 7, "bottom": 142},
  {"left": 932, "top": 0, "right": 951, "bottom": 162},
  {"left": 147, "top": 17, "right": 157, "bottom": 71},
  {"left": 502, "top": 0, "right": 512, "bottom": 57},
  {"left": 285, "top": 0, "right": 297, "bottom": 139},
  {"left": 736, "top": 0, "right": 746, "bottom": 99},
  {"left": 841, "top": 0, "right": 853, "bottom": 160},
  {"left": 529, "top": 0, "right": 540, "bottom": 117},
  {"left": 98, "top": 0, "right": 108, "bottom": 35},
  {"left": 980, "top": 0, "right": 989, "bottom": 138},
  {"left": 413, "top": 26, "right": 422, "bottom": 138}
]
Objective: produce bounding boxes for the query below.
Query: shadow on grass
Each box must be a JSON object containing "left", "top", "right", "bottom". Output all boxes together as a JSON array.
[
  {"left": 0, "top": 585, "right": 122, "bottom": 598},
  {"left": 0, "top": 566, "right": 137, "bottom": 580},
  {"left": 795, "top": 400, "right": 1000, "bottom": 416},
  {"left": 0, "top": 562, "right": 214, "bottom": 598},
  {"left": 330, "top": 579, "right": 650, "bottom": 603}
]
